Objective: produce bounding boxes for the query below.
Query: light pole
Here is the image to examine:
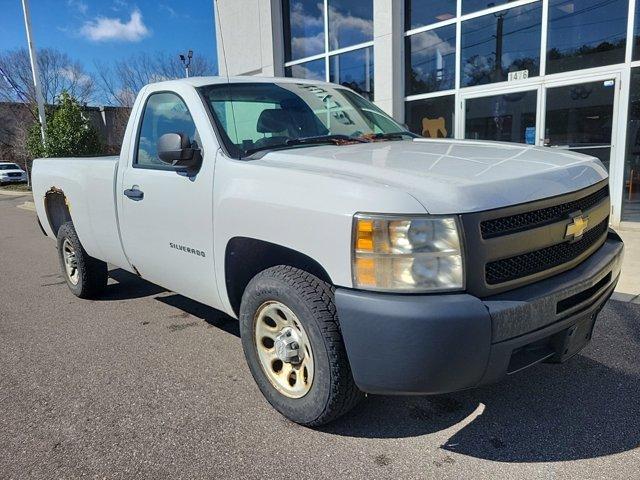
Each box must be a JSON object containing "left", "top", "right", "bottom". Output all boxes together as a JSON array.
[
  {"left": 21, "top": 0, "right": 46, "bottom": 142},
  {"left": 179, "top": 50, "right": 193, "bottom": 78}
]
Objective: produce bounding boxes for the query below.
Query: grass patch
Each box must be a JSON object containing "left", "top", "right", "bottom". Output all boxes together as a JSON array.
[{"left": 0, "top": 183, "right": 32, "bottom": 192}]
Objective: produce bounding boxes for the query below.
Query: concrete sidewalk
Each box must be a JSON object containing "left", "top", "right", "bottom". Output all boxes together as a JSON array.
[{"left": 613, "top": 229, "right": 640, "bottom": 303}]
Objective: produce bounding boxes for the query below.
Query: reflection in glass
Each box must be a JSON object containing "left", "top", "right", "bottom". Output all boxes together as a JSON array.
[
  {"left": 406, "top": 24, "right": 456, "bottom": 95},
  {"left": 283, "top": 0, "right": 325, "bottom": 61},
  {"left": 623, "top": 68, "right": 640, "bottom": 222},
  {"left": 461, "top": 3, "right": 542, "bottom": 87},
  {"left": 285, "top": 58, "right": 326, "bottom": 81},
  {"left": 329, "top": 47, "right": 374, "bottom": 100},
  {"left": 462, "top": 0, "right": 520, "bottom": 15},
  {"left": 545, "top": 80, "right": 616, "bottom": 170},
  {"left": 405, "top": 96, "right": 455, "bottom": 138},
  {"left": 405, "top": 0, "right": 456, "bottom": 30},
  {"left": 465, "top": 91, "right": 537, "bottom": 143},
  {"left": 546, "top": 0, "right": 628, "bottom": 74},
  {"left": 328, "top": 0, "right": 373, "bottom": 50},
  {"left": 635, "top": 0, "right": 640, "bottom": 60},
  {"left": 136, "top": 93, "right": 197, "bottom": 167}
]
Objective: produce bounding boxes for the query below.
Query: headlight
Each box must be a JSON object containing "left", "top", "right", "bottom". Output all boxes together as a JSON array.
[{"left": 352, "top": 214, "right": 464, "bottom": 292}]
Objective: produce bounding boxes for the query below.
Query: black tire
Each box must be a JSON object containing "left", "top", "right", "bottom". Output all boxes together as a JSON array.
[
  {"left": 56, "top": 221, "right": 108, "bottom": 299},
  {"left": 239, "top": 265, "right": 363, "bottom": 426}
]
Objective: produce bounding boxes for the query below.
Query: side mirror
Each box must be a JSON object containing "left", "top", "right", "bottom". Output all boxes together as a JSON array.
[{"left": 157, "top": 132, "right": 202, "bottom": 170}]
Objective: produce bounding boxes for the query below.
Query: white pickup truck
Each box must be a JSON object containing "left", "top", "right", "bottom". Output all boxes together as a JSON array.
[{"left": 33, "top": 77, "right": 623, "bottom": 426}]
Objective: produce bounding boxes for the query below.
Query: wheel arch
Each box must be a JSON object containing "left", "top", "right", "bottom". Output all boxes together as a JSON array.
[
  {"left": 43, "top": 188, "right": 72, "bottom": 237},
  {"left": 224, "top": 237, "right": 333, "bottom": 317}
]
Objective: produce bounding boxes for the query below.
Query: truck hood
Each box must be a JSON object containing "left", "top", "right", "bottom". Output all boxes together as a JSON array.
[{"left": 258, "top": 138, "right": 608, "bottom": 214}]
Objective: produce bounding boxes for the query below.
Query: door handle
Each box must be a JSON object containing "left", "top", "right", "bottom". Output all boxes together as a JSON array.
[{"left": 124, "top": 188, "right": 144, "bottom": 201}]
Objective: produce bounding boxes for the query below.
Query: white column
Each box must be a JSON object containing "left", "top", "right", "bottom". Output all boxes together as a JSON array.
[
  {"left": 259, "top": 0, "right": 285, "bottom": 77},
  {"left": 373, "top": 0, "right": 404, "bottom": 121}
]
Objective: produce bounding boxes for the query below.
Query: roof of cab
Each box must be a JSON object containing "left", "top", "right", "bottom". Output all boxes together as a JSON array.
[{"left": 146, "top": 75, "right": 336, "bottom": 89}]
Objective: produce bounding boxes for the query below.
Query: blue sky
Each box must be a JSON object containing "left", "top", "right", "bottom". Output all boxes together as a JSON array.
[{"left": 1, "top": 0, "right": 218, "bottom": 80}]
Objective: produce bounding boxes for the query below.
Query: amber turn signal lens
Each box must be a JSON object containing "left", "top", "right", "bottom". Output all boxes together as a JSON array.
[{"left": 355, "top": 219, "right": 374, "bottom": 252}]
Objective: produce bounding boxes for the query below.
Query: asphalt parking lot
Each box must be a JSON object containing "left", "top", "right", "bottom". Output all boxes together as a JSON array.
[{"left": 1, "top": 191, "right": 640, "bottom": 479}]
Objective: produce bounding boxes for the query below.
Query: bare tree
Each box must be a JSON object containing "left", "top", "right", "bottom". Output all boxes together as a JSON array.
[
  {"left": 0, "top": 48, "right": 96, "bottom": 167},
  {"left": 0, "top": 47, "right": 95, "bottom": 105},
  {"left": 96, "top": 51, "right": 215, "bottom": 107}
]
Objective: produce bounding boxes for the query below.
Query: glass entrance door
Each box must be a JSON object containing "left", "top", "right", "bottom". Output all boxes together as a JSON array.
[
  {"left": 463, "top": 88, "right": 539, "bottom": 145},
  {"left": 542, "top": 77, "right": 620, "bottom": 172}
]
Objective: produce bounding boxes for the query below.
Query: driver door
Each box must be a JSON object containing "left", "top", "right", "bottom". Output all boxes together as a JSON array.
[{"left": 119, "top": 90, "right": 220, "bottom": 307}]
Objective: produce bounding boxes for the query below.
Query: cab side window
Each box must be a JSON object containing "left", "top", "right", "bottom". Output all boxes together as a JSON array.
[{"left": 136, "top": 92, "right": 199, "bottom": 168}]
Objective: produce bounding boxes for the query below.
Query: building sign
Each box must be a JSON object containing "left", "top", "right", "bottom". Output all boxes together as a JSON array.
[{"left": 508, "top": 70, "right": 529, "bottom": 82}]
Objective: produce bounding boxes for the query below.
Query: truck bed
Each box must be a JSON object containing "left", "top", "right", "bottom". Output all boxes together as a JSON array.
[{"left": 32, "top": 156, "right": 131, "bottom": 271}]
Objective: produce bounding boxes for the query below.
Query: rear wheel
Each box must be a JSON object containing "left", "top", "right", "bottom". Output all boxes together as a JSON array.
[
  {"left": 57, "top": 222, "right": 107, "bottom": 298},
  {"left": 239, "top": 265, "right": 363, "bottom": 426}
]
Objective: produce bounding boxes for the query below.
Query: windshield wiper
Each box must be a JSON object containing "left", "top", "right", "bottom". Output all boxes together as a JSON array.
[
  {"left": 360, "top": 132, "right": 417, "bottom": 141},
  {"left": 242, "top": 134, "right": 367, "bottom": 158},
  {"left": 285, "top": 134, "right": 368, "bottom": 146}
]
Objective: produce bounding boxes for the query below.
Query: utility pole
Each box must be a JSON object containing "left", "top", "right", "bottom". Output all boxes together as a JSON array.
[
  {"left": 179, "top": 50, "right": 193, "bottom": 78},
  {"left": 493, "top": 10, "right": 507, "bottom": 83},
  {"left": 21, "top": 0, "right": 46, "bottom": 142}
]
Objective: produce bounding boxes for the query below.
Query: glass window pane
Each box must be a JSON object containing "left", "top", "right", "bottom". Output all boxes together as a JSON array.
[
  {"left": 465, "top": 90, "right": 537, "bottom": 143},
  {"left": 285, "top": 59, "right": 326, "bottom": 81},
  {"left": 329, "top": 47, "right": 374, "bottom": 100},
  {"left": 405, "top": 0, "right": 456, "bottom": 30},
  {"left": 623, "top": 68, "right": 640, "bottom": 221},
  {"left": 462, "top": 0, "right": 519, "bottom": 15},
  {"left": 545, "top": 80, "right": 616, "bottom": 170},
  {"left": 283, "top": 0, "right": 325, "bottom": 61},
  {"left": 405, "top": 24, "right": 456, "bottom": 95},
  {"left": 634, "top": 0, "right": 640, "bottom": 60},
  {"left": 546, "top": 0, "right": 628, "bottom": 74},
  {"left": 405, "top": 95, "right": 455, "bottom": 138},
  {"left": 136, "top": 93, "right": 198, "bottom": 168},
  {"left": 328, "top": 0, "right": 373, "bottom": 50},
  {"left": 461, "top": 3, "right": 542, "bottom": 87}
]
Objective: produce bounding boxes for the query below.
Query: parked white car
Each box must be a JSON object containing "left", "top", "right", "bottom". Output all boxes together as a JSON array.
[
  {"left": 32, "top": 77, "right": 623, "bottom": 426},
  {"left": 0, "top": 162, "right": 28, "bottom": 185}
]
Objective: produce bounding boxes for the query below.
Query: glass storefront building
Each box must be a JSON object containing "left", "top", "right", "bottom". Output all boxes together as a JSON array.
[{"left": 223, "top": 0, "right": 640, "bottom": 225}]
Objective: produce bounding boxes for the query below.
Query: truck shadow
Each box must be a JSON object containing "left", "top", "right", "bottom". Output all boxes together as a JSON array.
[
  {"left": 100, "top": 269, "right": 166, "bottom": 300},
  {"left": 156, "top": 293, "right": 240, "bottom": 337},
  {"left": 324, "top": 300, "right": 640, "bottom": 463},
  {"left": 100, "top": 269, "right": 241, "bottom": 335}
]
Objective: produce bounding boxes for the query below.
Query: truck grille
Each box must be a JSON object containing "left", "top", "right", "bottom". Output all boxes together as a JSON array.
[
  {"left": 485, "top": 217, "right": 609, "bottom": 285},
  {"left": 480, "top": 185, "right": 609, "bottom": 239},
  {"left": 7, "top": 172, "right": 22, "bottom": 178},
  {"left": 460, "top": 180, "right": 611, "bottom": 297}
]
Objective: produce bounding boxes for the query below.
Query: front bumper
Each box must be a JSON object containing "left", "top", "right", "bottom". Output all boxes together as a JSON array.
[
  {"left": 335, "top": 231, "right": 624, "bottom": 395},
  {"left": 0, "top": 175, "right": 27, "bottom": 184}
]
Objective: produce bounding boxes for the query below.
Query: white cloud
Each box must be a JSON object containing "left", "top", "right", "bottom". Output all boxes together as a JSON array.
[
  {"left": 67, "top": 0, "right": 88, "bottom": 15},
  {"left": 58, "top": 67, "right": 92, "bottom": 86},
  {"left": 80, "top": 9, "right": 150, "bottom": 42}
]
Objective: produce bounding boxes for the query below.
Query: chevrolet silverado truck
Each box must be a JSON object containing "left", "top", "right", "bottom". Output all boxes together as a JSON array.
[{"left": 32, "top": 77, "right": 623, "bottom": 426}]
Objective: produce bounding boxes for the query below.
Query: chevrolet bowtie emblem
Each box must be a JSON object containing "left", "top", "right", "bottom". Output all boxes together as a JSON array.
[{"left": 565, "top": 214, "right": 589, "bottom": 241}]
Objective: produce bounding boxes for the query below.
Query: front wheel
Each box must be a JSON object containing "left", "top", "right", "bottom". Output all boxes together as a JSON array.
[
  {"left": 57, "top": 222, "right": 108, "bottom": 299},
  {"left": 239, "top": 266, "right": 363, "bottom": 427}
]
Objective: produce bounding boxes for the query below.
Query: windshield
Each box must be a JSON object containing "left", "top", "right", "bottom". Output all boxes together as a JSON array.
[
  {"left": 0, "top": 164, "right": 20, "bottom": 170},
  {"left": 199, "top": 82, "right": 411, "bottom": 158}
]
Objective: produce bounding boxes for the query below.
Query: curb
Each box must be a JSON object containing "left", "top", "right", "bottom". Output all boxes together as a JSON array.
[{"left": 611, "top": 292, "right": 640, "bottom": 304}]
